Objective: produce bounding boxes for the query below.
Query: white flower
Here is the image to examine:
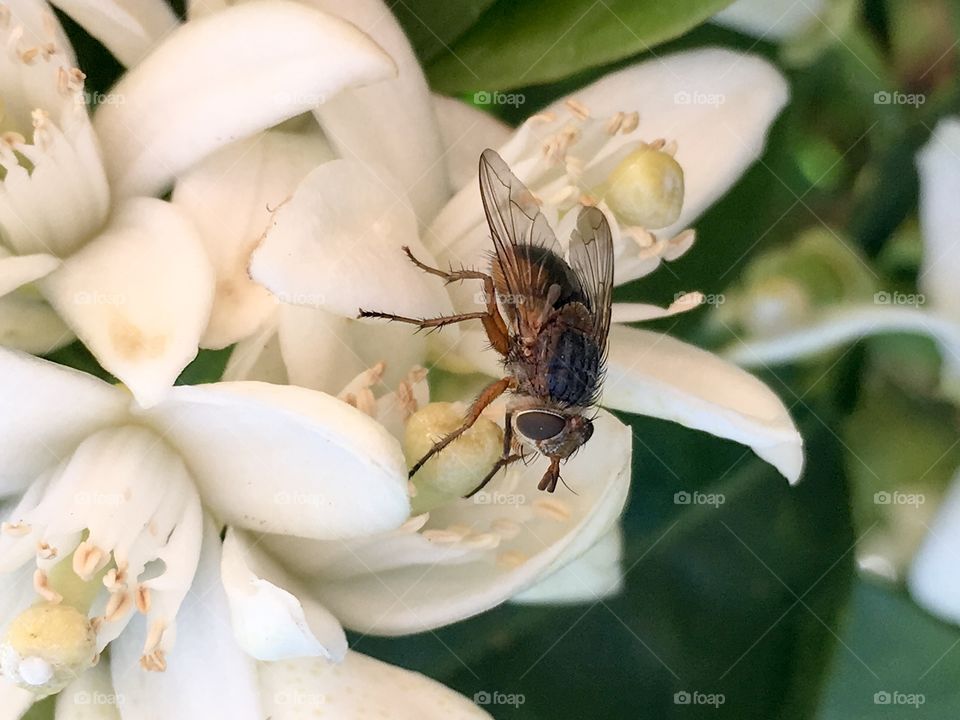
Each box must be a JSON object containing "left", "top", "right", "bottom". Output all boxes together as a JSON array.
[
  {"left": 0, "top": 0, "right": 396, "bottom": 406},
  {"left": 163, "top": 6, "right": 804, "bottom": 632},
  {"left": 0, "top": 348, "right": 491, "bottom": 717}
]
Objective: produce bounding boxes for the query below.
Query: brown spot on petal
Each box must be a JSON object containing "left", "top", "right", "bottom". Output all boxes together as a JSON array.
[{"left": 109, "top": 316, "right": 167, "bottom": 361}]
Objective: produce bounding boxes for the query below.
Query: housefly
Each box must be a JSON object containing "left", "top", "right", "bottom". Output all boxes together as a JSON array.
[{"left": 359, "top": 148, "right": 614, "bottom": 495}]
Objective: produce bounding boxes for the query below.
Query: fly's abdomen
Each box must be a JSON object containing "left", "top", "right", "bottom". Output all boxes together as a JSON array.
[{"left": 546, "top": 328, "right": 600, "bottom": 406}]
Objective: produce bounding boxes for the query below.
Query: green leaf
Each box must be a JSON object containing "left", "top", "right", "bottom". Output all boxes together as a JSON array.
[
  {"left": 817, "top": 579, "right": 960, "bottom": 719},
  {"left": 391, "top": 0, "right": 497, "bottom": 65},
  {"left": 426, "top": 0, "right": 737, "bottom": 93}
]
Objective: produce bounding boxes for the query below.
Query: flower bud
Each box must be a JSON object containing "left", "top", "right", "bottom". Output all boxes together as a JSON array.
[
  {"left": 404, "top": 402, "right": 503, "bottom": 514},
  {"left": 1, "top": 603, "right": 97, "bottom": 698},
  {"left": 604, "top": 146, "right": 684, "bottom": 229}
]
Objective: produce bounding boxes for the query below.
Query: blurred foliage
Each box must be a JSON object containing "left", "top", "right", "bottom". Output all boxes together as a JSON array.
[{"left": 48, "top": 0, "right": 960, "bottom": 718}]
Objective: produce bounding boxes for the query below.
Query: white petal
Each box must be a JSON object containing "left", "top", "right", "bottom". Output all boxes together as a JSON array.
[
  {"left": 0, "top": 291, "right": 73, "bottom": 354},
  {"left": 512, "top": 525, "right": 624, "bottom": 604},
  {"left": 221, "top": 529, "right": 347, "bottom": 662},
  {"left": 54, "top": 658, "right": 120, "bottom": 719},
  {"left": 259, "top": 651, "right": 491, "bottom": 719},
  {"left": 40, "top": 198, "right": 215, "bottom": 408},
  {"left": 272, "top": 410, "right": 631, "bottom": 634},
  {"left": 0, "top": 253, "right": 59, "bottom": 297},
  {"left": 141, "top": 381, "right": 410, "bottom": 539},
  {"left": 724, "top": 304, "right": 960, "bottom": 388},
  {"left": 0, "top": 680, "right": 33, "bottom": 720},
  {"left": 250, "top": 159, "right": 455, "bottom": 321},
  {"left": 917, "top": 117, "right": 960, "bottom": 321},
  {"left": 221, "top": 319, "right": 289, "bottom": 384},
  {"left": 171, "top": 128, "right": 335, "bottom": 349},
  {"left": 47, "top": 0, "right": 178, "bottom": 66},
  {"left": 92, "top": 0, "right": 396, "bottom": 198},
  {"left": 611, "top": 292, "right": 705, "bottom": 323},
  {"left": 0, "top": 348, "right": 127, "bottom": 496},
  {"left": 110, "top": 517, "right": 262, "bottom": 720},
  {"left": 909, "top": 471, "right": 960, "bottom": 625},
  {"left": 713, "top": 0, "right": 826, "bottom": 39},
  {"left": 277, "top": 305, "right": 427, "bottom": 393},
  {"left": 0, "top": 12, "right": 110, "bottom": 257},
  {"left": 605, "top": 325, "right": 803, "bottom": 483},
  {"left": 432, "top": 95, "right": 512, "bottom": 193},
  {"left": 309, "top": 0, "right": 450, "bottom": 220},
  {"left": 552, "top": 49, "right": 788, "bottom": 243}
]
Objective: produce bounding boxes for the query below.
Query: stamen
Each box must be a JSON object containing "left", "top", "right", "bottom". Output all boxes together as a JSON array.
[
  {"left": 135, "top": 586, "right": 152, "bottom": 614},
  {"left": 104, "top": 591, "right": 132, "bottom": 622},
  {"left": 606, "top": 112, "right": 625, "bottom": 134},
  {"left": 463, "top": 533, "right": 501, "bottom": 550},
  {"left": 72, "top": 541, "right": 106, "bottom": 581},
  {"left": 529, "top": 111, "right": 556, "bottom": 124},
  {"left": 421, "top": 529, "right": 465, "bottom": 544},
  {"left": 490, "top": 518, "right": 522, "bottom": 540},
  {"left": 33, "top": 569, "right": 62, "bottom": 604},
  {"left": 140, "top": 650, "right": 166, "bottom": 672},
  {"left": 399, "top": 513, "right": 430, "bottom": 534},
  {"left": 621, "top": 111, "right": 640, "bottom": 133},
  {"left": 36, "top": 542, "right": 57, "bottom": 561},
  {"left": 565, "top": 98, "right": 590, "bottom": 120},
  {"left": 2, "top": 521, "right": 31, "bottom": 536},
  {"left": 496, "top": 550, "right": 529, "bottom": 568}
]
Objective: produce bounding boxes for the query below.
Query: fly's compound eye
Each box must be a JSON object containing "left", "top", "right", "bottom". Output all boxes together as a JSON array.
[{"left": 515, "top": 410, "right": 566, "bottom": 441}]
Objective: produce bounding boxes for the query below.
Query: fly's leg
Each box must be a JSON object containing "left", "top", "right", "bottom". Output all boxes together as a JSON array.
[
  {"left": 465, "top": 409, "right": 519, "bottom": 497},
  {"left": 408, "top": 377, "right": 514, "bottom": 477},
  {"left": 538, "top": 457, "right": 562, "bottom": 493},
  {"left": 359, "top": 246, "right": 510, "bottom": 355}
]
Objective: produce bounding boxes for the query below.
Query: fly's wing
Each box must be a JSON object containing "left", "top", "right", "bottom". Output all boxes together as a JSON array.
[
  {"left": 568, "top": 206, "right": 615, "bottom": 365},
  {"left": 479, "top": 149, "right": 566, "bottom": 336}
]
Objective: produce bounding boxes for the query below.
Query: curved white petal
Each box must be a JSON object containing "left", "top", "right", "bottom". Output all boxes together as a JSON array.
[
  {"left": 611, "top": 292, "right": 705, "bottom": 323},
  {"left": 606, "top": 325, "right": 803, "bottom": 483},
  {"left": 277, "top": 305, "right": 427, "bottom": 394},
  {"left": 0, "top": 348, "right": 128, "bottom": 496},
  {"left": 110, "top": 517, "right": 262, "bottom": 720},
  {"left": 141, "top": 381, "right": 410, "bottom": 540},
  {"left": 724, "top": 304, "right": 960, "bottom": 389},
  {"left": 54, "top": 657, "right": 120, "bottom": 719},
  {"left": 0, "top": 253, "right": 59, "bottom": 297},
  {"left": 713, "top": 0, "right": 826, "bottom": 39},
  {"left": 259, "top": 651, "right": 491, "bottom": 719},
  {"left": 512, "top": 525, "right": 624, "bottom": 604},
  {"left": 93, "top": 0, "right": 396, "bottom": 198},
  {"left": 0, "top": 12, "right": 109, "bottom": 257},
  {"left": 309, "top": 0, "right": 449, "bottom": 220},
  {"left": 221, "top": 529, "right": 347, "bottom": 662},
  {"left": 0, "top": 680, "right": 33, "bottom": 720},
  {"left": 47, "top": 0, "right": 178, "bottom": 66},
  {"left": 0, "top": 291, "right": 73, "bottom": 353},
  {"left": 171, "top": 128, "right": 334, "bottom": 349},
  {"left": 909, "top": 471, "right": 960, "bottom": 625},
  {"left": 548, "top": 48, "right": 788, "bottom": 243},
  {"left": 432, "top": 95, "right": 512, "bottom": 193},
  {"left": 270, "top": 410, "right": 630, "bottom": 634},
  {"left": 250, "top": 159, "right": 455, "bottom": 321},
  {"left": 917, "top": 118, "right": 960, "bottom": 321},
  {"left": 40, "top": 198, "right": 214, "bottom": 408}
]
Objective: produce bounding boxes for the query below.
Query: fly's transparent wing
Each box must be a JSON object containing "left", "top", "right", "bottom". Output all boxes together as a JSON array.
[{"left": 568, "top": 205, "right": 615, "bottom": 359}]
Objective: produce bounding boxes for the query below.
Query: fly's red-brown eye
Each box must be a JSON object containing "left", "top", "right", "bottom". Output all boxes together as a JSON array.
[{"left": 516, "top": 410, "right": 566, "bottom": 441}]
